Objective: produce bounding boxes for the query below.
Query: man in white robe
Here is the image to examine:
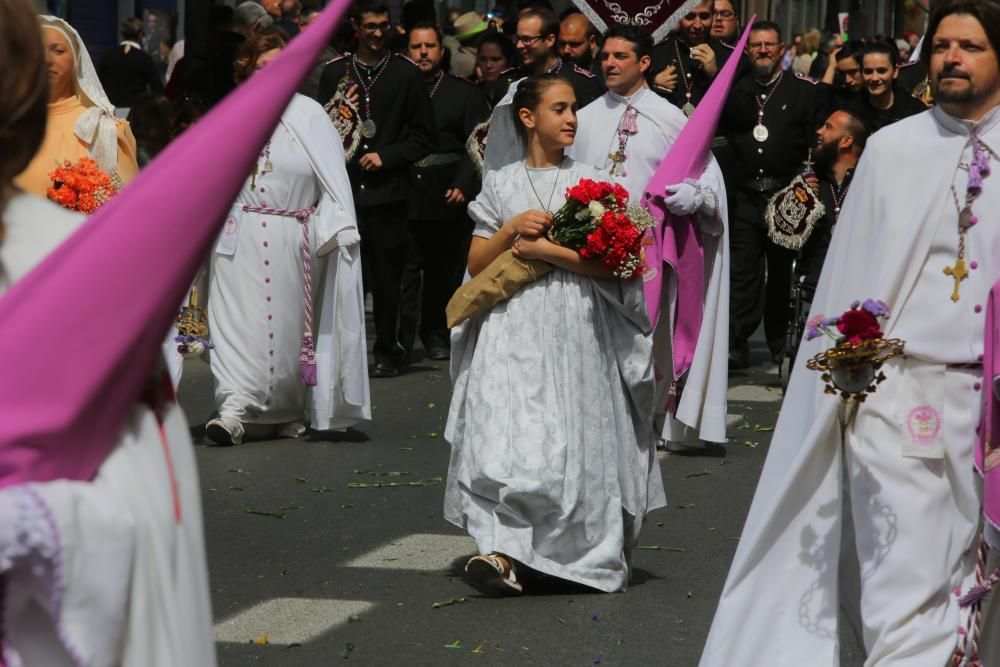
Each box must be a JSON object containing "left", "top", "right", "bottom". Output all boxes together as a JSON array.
[
  {"left": 569, "top": 24, "right": 731, "bottom": 448},
  {"left": 702, "top": 4, "right": 1000, "bottom": 664}
]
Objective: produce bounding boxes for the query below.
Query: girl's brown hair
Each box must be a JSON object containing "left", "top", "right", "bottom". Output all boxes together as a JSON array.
[
  {"left": 510, "top": 74, "right": 570, "bottom": 140},
  {"left": 233, "top": 28, "right": 289, "bottom": 84},
  {"left": 0, "top": 0, "right": 49, "bottom": 238}
]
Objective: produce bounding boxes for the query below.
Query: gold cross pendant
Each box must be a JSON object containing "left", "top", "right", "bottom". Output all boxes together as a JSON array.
[
  {"left": 944, "top": 257, "right": 969, "bottom": 302},
  {"left": 608, "top": 150, "right": 625, "bottom": 176}
]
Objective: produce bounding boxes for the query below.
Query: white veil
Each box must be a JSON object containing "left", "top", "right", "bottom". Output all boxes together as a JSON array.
[
  {"left": 482, "top": 78, "right": 526, "bottom": 178},
  {"left": 40, "top": 16, "right": 120, "bottom": 174}
]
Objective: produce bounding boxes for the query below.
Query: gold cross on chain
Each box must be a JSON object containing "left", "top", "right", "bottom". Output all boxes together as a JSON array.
[
  {"left": 608, "top": 150, "right": 626, "bottom": 176},
  {"left": 943, "top": 257, "right": 969, "bottom": 302}
]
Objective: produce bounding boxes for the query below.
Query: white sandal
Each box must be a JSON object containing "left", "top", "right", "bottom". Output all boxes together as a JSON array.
[{"left": 465, "top": 553, "right": 523, "bottom": 594}]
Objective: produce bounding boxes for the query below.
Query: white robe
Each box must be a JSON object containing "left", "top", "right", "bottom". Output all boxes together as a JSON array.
[
  {"left": 569, "top": 87, "right": 731, "bottom": 444},
  {"left": 209, "top": 94, "right": 369, "bottom": 430},
  {"left": 701, "top": 107, "right": 999, "bottom": 665},
  {"left": 0, "top": 193, "right": 215, "bottom": 666}
]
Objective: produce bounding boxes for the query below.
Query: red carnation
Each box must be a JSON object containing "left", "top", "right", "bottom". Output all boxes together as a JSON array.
[{"left": 837, "top": 308, "right": 883, "bottom": 343}]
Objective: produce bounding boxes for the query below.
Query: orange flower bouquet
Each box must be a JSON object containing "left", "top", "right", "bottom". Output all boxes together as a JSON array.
[{"left": 47, "top": 157, "right": 123, "bottom": 214}]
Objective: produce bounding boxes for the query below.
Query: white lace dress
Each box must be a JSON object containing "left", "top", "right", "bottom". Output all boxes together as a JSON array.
[{"left": 444, "top": 158, "right": 667, "bottom": 592}]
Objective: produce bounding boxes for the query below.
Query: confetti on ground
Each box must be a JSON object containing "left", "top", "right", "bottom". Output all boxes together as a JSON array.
[
  {"left": 752, "top": 424, "right": 775, "bottom": 432},
  {"left": 279, "top": 504, "right": 303, "bottom": 511},
  {"left": 741, "top": 440, "right": 758, "bottom": 448},
  {"left": 636, "top": 545, "right": 686, "bottom": 553},
  {"left": 228, "top": 468, "right": 250, "bottom": 475},
  {"left": 348, "top": 614, "right": 361, "bottom": 623},
  {"left": 340, "top": 504, "right": 354, "bottom": 509},
  {"left": 253, "top": 635, "right": 269, "bottom": 645},
  {"left": 684, "top": 470, "right": 712, "bottom": 479},
  {"left": 347, "top": 477, "right": 443, "bottom": 489},
  {"left": 432, "top": 597, "right": 468, "bottom": 609},
  {"left": 678, "top": 503, "right": 695, "bottom": 509},
  {"left": 342, "top": 643, "right": 354, "bottom": 659},
  {"left": 294, "top": 476, "right": 310, "bottom": 484},
  {"left": 444, "top": 640, "right": 463, "bottom": 649},
  {"left": 311, "top": 487, "right": 335, "bottom": 493},
  {"left": 472, "top": 644, "right": 485, "bottom": 654}
]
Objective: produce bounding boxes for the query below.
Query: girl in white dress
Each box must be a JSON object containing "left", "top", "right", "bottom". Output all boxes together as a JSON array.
[
  {"left": 445, "top": 75, "right": 666, "bottom": 594},
  {"left": 206, "top": 31, "right": 369, "bottom": 445}
]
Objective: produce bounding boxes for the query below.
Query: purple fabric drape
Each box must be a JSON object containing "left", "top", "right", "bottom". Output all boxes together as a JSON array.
[{"left": 641, "top": 20, "right": 753, "bottom": 384}]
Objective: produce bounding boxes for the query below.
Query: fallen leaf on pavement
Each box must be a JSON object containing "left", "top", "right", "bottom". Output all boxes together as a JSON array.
[
  {"left": 243, "top": 508, "right": 285, "bottom": 519},
  {"left": 432, "top": 597, "right": 468, "bottom": 609}
]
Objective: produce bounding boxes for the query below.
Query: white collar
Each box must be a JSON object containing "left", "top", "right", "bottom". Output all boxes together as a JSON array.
[
  {"left": 933, "top": 103, "right": 1000, "bottom": 135},
  {"left": 120, "top": 40, "right": 143, "bottom": 50},
  {"left": 608, "top": 85, "right": 649, "bottom": 106}
]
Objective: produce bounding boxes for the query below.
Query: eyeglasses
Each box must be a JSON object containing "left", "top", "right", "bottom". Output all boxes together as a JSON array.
[
  {"left": 360, "top": 21, "right": 391, "bottom": 33},
  {"left": 747, "top": 41, "right": 781, "bottom": 51},
  {"left": 515, "top": 34, "right": 545, "bottom": 45},
  {"left": 715, "top": 10, "right": 735, "bottom": 19}
]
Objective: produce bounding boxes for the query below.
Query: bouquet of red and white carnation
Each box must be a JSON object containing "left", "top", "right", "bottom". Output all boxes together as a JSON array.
[
  {"left": 549, "top": 178, "right": 654, "bottom": 279},
  {"left": 446, "top": 177, "right": 654, "bottom": 327}
]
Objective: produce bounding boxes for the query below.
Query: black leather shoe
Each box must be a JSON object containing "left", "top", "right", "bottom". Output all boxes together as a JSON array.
[
  {"left": 371, "top": 361, "right": 399, "bottom": 378},
  {"left": 427, "top": 345, "right": 450, "bottom": 361},
  {"left": 729, "top": 344, "right": 750, "bottom": 369}
]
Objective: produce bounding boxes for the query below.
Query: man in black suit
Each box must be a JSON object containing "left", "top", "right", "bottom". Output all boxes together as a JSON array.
[{"left": 98, "top": 17, "right": 163, "bottom": 109}]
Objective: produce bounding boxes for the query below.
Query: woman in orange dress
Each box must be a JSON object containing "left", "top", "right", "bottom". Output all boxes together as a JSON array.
[{"left": 15, "top": 15, "right": 139, "bottom": 197}]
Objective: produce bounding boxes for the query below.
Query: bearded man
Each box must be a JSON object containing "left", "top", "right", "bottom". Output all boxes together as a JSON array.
[{"left": 702, "top": 2, "right": 1000, "bottom": 663}]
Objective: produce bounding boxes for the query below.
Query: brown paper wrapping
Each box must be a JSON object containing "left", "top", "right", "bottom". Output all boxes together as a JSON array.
[{"left": 446, "top": 250, "right": 552, "bottom": 328}]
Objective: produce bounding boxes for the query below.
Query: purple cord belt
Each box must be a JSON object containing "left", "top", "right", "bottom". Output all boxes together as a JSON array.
[{"left": 242, "top": 203, "right": 319, "bottom": 386}]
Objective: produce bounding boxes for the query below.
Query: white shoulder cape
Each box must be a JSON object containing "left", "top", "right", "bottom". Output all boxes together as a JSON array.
[{"left": 282, "top": 94, "right": 370, "bottom": 429}]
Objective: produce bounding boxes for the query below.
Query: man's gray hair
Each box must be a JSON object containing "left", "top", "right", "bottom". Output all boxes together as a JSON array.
[{"left": 233, "top": 1, "right": 273, "bottom": 30}]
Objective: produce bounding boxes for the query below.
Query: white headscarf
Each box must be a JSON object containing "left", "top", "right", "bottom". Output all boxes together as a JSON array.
[
  {"left": 40, "top": 15, "right": 120, "bottom": 174},
  {"left": 482, "top": 78, "right": 527, "bottom": 178}
]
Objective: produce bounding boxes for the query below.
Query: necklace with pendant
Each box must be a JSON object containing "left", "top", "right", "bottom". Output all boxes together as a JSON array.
[
  {"left": 673, "top": 40, "right": 696, "bottom": 117},
  {"left": 524, "top": 160, "right": 563, "bottom": 214},
  {"left": 249, "top": 140, "right": 272, "bottom": 188},
  {"left": 351, "top": 52, "right": 390, "bottom": 139},
  {"left": 753, "top": 70, "right": 783, "bottom": 143},
  {"left": 945, "top": 134, "right": 991, "bottom": 302}
]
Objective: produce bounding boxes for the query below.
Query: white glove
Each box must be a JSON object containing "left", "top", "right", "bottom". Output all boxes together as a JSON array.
[
  {"left": 334, "top": 228, "right": 360, "bottom": 261},
  {"left": 663, "top": 179, "right": 716, "bottom": 217}
]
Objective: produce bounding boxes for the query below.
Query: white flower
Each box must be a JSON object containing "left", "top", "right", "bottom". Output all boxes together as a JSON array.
[{"left": 588, "top": 200, "right": 606, "bottom": 219}]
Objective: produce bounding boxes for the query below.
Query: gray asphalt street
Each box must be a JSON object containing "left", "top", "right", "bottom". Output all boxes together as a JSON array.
[{"left": 178, "top": 336, "right": 864, "bottom": 666}]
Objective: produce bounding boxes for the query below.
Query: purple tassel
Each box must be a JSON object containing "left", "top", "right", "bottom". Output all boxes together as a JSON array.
[
  {"left": 299, "top": 333, "right": 317, "bottom": 386},
  {"left": 959, "top": 567, "right": 1000, "bottom": 607}
]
